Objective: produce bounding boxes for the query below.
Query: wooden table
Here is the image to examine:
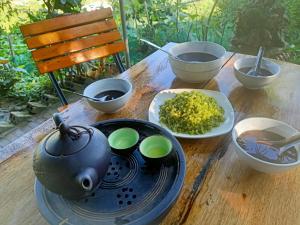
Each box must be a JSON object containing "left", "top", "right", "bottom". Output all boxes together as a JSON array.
[{"left": 1, "top": 43, "right": 300, "bottom": 225}]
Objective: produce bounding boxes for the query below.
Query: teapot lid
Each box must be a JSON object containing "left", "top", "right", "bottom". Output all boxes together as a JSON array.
[{"left": 44, "top": 114, "right": 92, "bottom": 156}]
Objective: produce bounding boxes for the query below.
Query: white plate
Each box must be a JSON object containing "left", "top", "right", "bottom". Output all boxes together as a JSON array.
[{"left": 148, "top": 89, "right": 235, "bottom": 139}]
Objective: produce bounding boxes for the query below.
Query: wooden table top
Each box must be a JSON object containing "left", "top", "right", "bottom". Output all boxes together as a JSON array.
[{"left": 1, "top": 43, "right": 300, "bottom": 225}]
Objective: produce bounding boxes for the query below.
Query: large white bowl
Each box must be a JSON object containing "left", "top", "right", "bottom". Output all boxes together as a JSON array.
[
  {"left": 232, "top": 117, "right": 300, "bottom": 173},
  {"left": 168, "top": 41, "right": 226, "bottom": 83},
  {"left": 234, "top": 57, "right": 281, "bottom": 89},
  {"left": 83, "top": 78, "right": 132, "bottom": 113}
]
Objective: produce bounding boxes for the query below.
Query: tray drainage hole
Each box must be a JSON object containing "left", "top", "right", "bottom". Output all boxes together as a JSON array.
[
  {"left": 127, "top": 201, "right": 132, "bottom": 205},
  {"left": 129, "top": 188, "right": 133, "bottom": 192},
  {"left": 125, "top": 194, "right": 129, "bottom": 198},
  {"left": 122, "top": 188, "right": 128, "bottom": 192},
  {"left": 107, "top": 172, "right": 111, "bottom": 176},
  {"left": 117, "top": 194, "right": 121, "bottom": 198},
  {"left": 119, "top": 166, "right": 122, "bottom": 170},
  {"left": 114, "top": 172, "right": 118, "bottom": 175},
  {"left": 119, "top": 200, "right": 123, "bottom": 205},
  {"left": 116, "top": 162, "right": 120, "bottom": 165},
  {"left": 111, "top": 167, "right": 115, "bottom": 170},
  {"left": 132, "top": 195, "right": 136, "bottom": 199}
]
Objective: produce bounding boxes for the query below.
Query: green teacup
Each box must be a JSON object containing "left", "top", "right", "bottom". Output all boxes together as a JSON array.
[
  {"left": 108, "top": 128, "right": 139, "bottom": 154},
  {"left": 139, "top": 135, "right": 173, "bottom": 163}
]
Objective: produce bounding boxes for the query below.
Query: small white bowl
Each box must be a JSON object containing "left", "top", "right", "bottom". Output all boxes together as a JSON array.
[
  {"left": 169, "top": 41, "right": 226, "bottom": 83},
  {"left": 232, "top": 117, "right": 300, "bottom": 173},
  {"left": 234, "top": 58, "right": 280, "bottom": 89},
  {"left": 83, "top": 78, "right": 132, "bottom": 113}
]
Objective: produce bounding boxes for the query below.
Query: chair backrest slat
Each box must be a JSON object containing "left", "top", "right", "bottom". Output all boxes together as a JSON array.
[
  {"left": 20, "top": 8, "right": 125, "bottom": 74},
  {"left": 25, "top": 19, "right": 117, "bottom": 49},
  {"left": 31, "top": 30, "right": 122, "bottom": 61},
  {"left": 20, "top": 8, "right": 113, "bottom": 36},
  {"left": 37, "top": 41, "right": 125, "bottom": 74}
]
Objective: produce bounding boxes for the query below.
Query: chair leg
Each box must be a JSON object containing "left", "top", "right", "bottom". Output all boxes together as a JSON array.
[
  {"left": 48, "top": 72, "right": 68, "bottom": 106},
  {"left": 113, "top": 53, "right": 126, "bottom": 73}
]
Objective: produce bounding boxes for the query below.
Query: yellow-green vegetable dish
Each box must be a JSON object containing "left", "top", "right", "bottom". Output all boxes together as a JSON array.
[{"left": 159, "top": 91, "right": 225, "bottom": 134}]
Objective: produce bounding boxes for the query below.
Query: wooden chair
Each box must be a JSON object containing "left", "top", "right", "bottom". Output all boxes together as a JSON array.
[{"left": 20, "top": 8, "right": 126, "bottom": 105}]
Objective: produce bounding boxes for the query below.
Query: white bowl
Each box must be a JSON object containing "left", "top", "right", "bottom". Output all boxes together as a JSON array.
[
  {"left": 168, "top": 41, "right": 226, "bottom": 83},
  {"left": 234, "top": 58, "right": 280, "bottom": 89},
  {"left": 232, "top": 117, "right": 300, "bottom": 173},
  {"left": 83, "top": 78, "right": 132, "bottom": 113}
]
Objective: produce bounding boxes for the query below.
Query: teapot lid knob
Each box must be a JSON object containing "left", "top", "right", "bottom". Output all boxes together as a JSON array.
[
  {"left": 53, "top": 113, "right": 71, "bottom": 136},
  {"left": 44, "top": 113, "right": 92, "bottom": 156},
  {"left": 53, "top": 113, "right": 63, "bottom": 127}
]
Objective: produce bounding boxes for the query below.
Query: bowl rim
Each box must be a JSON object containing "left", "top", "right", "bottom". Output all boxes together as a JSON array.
[
  {"left": 169, "top": 41, "right": 226, "bottom": 65},
  {"left": 139, "top": 135, "right": 173, "bottom": 158},
  {"left": 232, "top": 117, "right": 300, "bottom": 167},
  {"left": 83, "top": 78, "right": 132, "bottom": 103},
  {"left": 233, "top": 57, "right": 281, "bottom": 79},
  {"left": 108, "top": 127, "right": 139, "bottom": 150}
]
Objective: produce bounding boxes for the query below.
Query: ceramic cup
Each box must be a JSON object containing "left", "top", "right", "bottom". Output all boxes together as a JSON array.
[
  {"left": 139, "top": 135, "right": 173, "bottom": 164},
  {"left": 108, "top": 128, "right": 139, "bottom": 154}
]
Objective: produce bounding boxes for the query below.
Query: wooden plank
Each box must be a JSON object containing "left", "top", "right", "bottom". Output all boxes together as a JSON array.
[
  {"left": 26, "top": 19, "right": 117, "bottom": 49},
  {"left": 37, "top": 41, "right": 126, "bottom": 73},
  {"left": 20, "top": 8, "right": 113, "bottom": 37},
  {"left": 31, "top": 30, "right": 122, "bottom": 61}
]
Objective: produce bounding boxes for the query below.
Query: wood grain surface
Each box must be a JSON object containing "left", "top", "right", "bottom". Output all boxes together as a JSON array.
[
  {"left": 25, "top": 19, "right": 117, "bottom": 49},
  {"left": 1, "top": 43, "right": 300, "bottom": 225},
  {"left": 31, "top": 30, "right": 122, "bottom": 61},
  {"left": 20, "top": 8, "right": 113, "bottom": 37},
  {"left": 36, "top": 41, "right": 125, "bottom": 74}
]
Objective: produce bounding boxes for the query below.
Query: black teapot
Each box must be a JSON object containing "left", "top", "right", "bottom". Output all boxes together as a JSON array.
[{"left": 33, "top": 114, "right": 111, "bottom": 199}]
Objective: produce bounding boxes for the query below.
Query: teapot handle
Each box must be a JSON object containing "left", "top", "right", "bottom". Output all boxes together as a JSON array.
[{"left": 76, "top": 168, "right": 98, "bottom": 191}]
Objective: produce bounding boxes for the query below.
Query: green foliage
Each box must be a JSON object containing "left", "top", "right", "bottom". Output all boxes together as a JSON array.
[
  {"left": 231, "top": 0, "right": 288, "bottom": 54},
  {"left": 42, "top": 0, "right": 82, "bottom": 18},
  {"left": 281, "top": 0, "right": 300, "bottom": 64},
  {"left": 8, "top": 74, "right": 53, "bottom": 101},
  {"left": 0, "top": 0, "right": 17, "bottom": 32},
  {"left": 0, "top": 63, "right": 20, "bottom": 94}
]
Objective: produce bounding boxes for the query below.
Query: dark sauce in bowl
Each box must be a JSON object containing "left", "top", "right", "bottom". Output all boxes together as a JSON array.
[
  {"left": 237, "top": 130, "right": 298, "bottom": 164},
  {"left": 177, "top": 52, "right": 218, "bottom": 62},
  {"left": 239, "top": 67, "right": 273, "bottom": 76},
  {"left": 94, "top": 90, "right": 125, "bottom": 101}
]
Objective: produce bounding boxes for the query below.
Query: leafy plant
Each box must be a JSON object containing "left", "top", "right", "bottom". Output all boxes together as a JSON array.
[
  {"left": 42, "top": 0, "right": 82, "bottom": 18},
  {"left": 9, "top": 74, "right": 53, "bottom": 101},
  {"left": 231, "top": 0, "right": 288, "bottom": 55},
  {"left": 0, "top": 62, "right": 21, "bottom": 94}
]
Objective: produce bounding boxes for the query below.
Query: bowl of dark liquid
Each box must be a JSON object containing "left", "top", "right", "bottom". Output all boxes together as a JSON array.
[
  {"left": 232, "top": 117, "right": 300, "bottom": 173},
  {"left": 234, "top": 57, "right": 280, "bottom": 89},
  {"left": 83, "top": 78, "right": 132, "bottom": 113},
  {"left": 168, "top": 41, "right": 226, "bottom": 83}
]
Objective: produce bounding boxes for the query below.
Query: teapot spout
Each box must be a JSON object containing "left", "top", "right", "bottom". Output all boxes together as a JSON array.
[{"left": 76, "top": 168, "right": 98, "bottom": 191}]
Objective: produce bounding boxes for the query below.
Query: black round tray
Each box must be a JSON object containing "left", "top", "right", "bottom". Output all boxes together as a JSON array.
[{"left": 35, "top": 119, "right": 186, "bottom": 225}]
